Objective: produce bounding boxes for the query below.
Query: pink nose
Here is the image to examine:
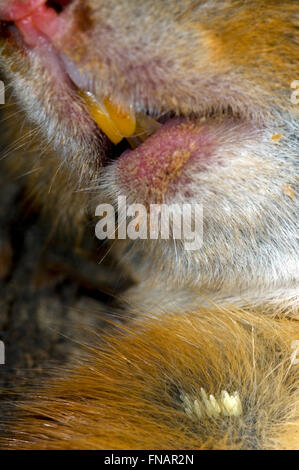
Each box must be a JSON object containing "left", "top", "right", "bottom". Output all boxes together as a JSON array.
[
  {"left": 0, "top": 1, "right": 69, "bottom": 47},
  {"left": 0, "top": 0, "right": 45, "bottom": 21}
]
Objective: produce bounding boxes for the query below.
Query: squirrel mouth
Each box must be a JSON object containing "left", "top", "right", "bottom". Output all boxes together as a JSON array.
[
  {"left": 0, "top": 0, "right": 165, "bottom": 147},
  {"left": 0, "top": 0, "right": 167, "bottom": 143},
  {"left": 0, "top": 0, "right": 253, "bottom": 201}
]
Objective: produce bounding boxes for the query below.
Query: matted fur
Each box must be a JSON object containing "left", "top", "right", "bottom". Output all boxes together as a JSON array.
[{"left": 1, "top": 306, "right": 299, "bottom": 450}]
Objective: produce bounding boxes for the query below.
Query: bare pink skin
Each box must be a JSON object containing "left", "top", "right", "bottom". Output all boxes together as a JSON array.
[
  {"left": 117, "top": 118, "right": 218, "bottom": 202},
  {"left": 0, "top": 0, "right": 45, "bottom": 21}
]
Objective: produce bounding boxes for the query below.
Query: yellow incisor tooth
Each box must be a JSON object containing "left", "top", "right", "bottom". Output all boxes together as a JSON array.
[
  {"left": 104, "top": 97, "right": 136, "bottom": 138},
  {"left": 80, "top": 90, "right": 162, "bottom": 147},
  {"left": 79, "top": 91, "right": 136, "bottom": 145}
]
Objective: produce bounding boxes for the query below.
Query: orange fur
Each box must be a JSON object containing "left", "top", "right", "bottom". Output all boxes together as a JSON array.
[{"left": 2, "top": 306, "right": 299, "bottom": 450}]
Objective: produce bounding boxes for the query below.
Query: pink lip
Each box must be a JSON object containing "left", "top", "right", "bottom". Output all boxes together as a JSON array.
[
  {"left": 0, "top": 0, "right": 93, "bottom": 99},
  {"left": 0, "top": 0, "right": 46, "bottom": 21},
  {"left": 116, "top": 117, "right": 255, "bottom": 203},
  {"left": 0, "top": 0, "right": 67, "bottom": 47},
  {"left": 118, "top": 118, "right": 215, "bottom": 194}
]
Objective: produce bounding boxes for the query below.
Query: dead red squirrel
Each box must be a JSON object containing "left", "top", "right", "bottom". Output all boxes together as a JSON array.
[{"left": 0, "top": 0, "right": 298, "bottom": 449}]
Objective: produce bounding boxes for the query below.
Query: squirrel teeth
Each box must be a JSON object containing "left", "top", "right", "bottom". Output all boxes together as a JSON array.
[
  {"left": 79, "top": 90, "right": 136, "bottom": 144},
  {"left": 79, "top": 90, "right": 162, "bottom": 147}
]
